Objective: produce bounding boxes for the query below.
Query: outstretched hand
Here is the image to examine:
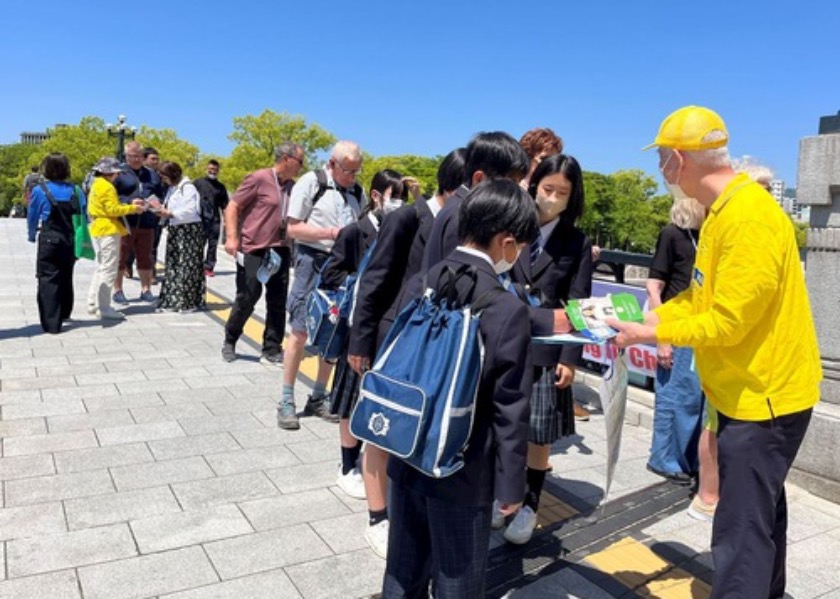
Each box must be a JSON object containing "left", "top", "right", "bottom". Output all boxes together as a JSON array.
[{"left": 605, "top": 319, "right": 657, "bottom": 348}]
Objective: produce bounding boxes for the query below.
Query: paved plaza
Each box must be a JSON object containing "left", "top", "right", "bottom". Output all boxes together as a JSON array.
[{"left": 1, "top": 219, "right": 839, "bottom": 598}]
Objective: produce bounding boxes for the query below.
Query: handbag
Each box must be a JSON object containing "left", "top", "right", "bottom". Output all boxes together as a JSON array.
[{"left": 72, "top": 186, "right": 95, "bottom": 260}]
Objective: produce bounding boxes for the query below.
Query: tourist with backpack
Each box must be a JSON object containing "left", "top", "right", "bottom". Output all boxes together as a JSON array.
[
  {"left": 499, "top": 154, "right": 594, "bottom": 545},
  {"left": 26, "top": 153, "right": 87, "bottom": 334},
  {"left": 278, "top": 140, "right": 366, "bottom": 430},
  {"left": 378, "top": 179, "right": 539, "bottom": 598}
]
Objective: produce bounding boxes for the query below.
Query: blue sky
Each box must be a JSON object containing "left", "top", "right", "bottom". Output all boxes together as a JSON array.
[{"left": 2, "top": 1, "right": 838, "bottom": 186}]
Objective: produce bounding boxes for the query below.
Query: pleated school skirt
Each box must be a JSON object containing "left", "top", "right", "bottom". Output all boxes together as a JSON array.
[{"left": 529, "top": 365, "right": 576, "bottom": 445}]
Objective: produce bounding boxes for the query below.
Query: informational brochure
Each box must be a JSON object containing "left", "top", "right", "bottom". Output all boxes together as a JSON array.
[{"left": 532, "top": 293, "right": 644, "bottom": 345}]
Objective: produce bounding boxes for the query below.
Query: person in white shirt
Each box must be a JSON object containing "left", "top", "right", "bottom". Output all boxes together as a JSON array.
[{"left": 150, "top": 162, "right": 205, "bottom": 312}]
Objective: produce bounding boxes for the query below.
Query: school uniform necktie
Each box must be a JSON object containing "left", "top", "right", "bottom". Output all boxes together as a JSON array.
[{"left": 529, "top": 233, "right": 543, "bottom": 268}]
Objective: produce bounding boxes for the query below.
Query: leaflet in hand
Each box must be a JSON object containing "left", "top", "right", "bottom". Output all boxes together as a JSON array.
[{"left": 533, "top": 293, "right": 644, "bottom": 345}]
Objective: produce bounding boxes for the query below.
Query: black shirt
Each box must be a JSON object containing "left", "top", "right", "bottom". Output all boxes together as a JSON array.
[
  {"left": 649, "top": 223, "right": 699, "bottom": 303},
  {"left": 113, "top": 166, "right": 163, "bottom": 229}
]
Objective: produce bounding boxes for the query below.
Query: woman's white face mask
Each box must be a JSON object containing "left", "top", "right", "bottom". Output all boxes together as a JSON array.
[{"left": 660, "top": 152, "right": 689, "bottom": 201}]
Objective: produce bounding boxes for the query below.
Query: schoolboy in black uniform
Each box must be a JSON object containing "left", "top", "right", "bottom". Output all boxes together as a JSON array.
[{"left": 381, "top": 179, "right": 538, "bottom": 599}]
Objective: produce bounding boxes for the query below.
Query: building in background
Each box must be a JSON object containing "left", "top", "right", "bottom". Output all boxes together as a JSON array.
[{"left": 18, "top": 124, "right": 68, "bottom": 145}]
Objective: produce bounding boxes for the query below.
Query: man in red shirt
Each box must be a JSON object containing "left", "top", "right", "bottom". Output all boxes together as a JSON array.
[{"left": 222, "top": 142, "right": 305, "bottom": 365}]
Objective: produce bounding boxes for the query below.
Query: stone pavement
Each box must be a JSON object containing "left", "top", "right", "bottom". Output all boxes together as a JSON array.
[{"left": 1, "top": 219, "right": 839, "bottom": 599}]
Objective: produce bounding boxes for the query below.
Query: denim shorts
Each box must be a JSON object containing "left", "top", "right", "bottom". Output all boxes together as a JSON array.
[{"left": 286, "top": 245, "right": 329, "bottom": 333}]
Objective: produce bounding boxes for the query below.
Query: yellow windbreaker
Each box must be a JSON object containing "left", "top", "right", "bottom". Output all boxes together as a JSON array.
[
  {"left": 87, "top": 176, "right": 136, "bottom": 237},
  {"left": 654, "top": 174, "right": 821, "bottom": 420}
]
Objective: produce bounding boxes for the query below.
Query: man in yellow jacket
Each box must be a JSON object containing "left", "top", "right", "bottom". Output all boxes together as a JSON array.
[
  {"left": 86, "top": 157, "right": 146, "bottom": 320},
  {"left": 610, "top": 106, "right": 821, "bottom": 599}
]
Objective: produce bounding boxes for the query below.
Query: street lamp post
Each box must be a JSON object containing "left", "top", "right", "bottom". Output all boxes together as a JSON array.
[{"left": 106, "top": 115, "right": 138, "bottom": 162}]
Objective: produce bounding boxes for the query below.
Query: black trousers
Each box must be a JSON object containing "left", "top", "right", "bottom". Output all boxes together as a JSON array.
[
  {"left": 36, "top": 234, "right": 76, "bottom": 334},
  {"left": 224, "top": 246, "right": 290, "bottom": 355},
  {"left": 711, "top": 407, "right": 812, "bottom": 599},
  {"left": 204, "top": 219, "right": 221, "bottom": 270},
  {"left": 382, "top": 482, "right": 492, "bottom": 599}
]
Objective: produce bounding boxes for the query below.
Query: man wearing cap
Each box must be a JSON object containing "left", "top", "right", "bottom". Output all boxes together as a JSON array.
[
  {"left": 609, "top": 106, "right": 821, "bottom": 598},
  {"left": 222, "top": 142, "right": 305, "bottom": 365},
  {"left": 86, "top": 157, "right": 147, "bottom": 320}
]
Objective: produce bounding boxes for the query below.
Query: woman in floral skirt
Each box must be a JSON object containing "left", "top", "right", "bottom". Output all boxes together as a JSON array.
[{"left": 151, "top": 161, "right": 206, "bottom": 312}]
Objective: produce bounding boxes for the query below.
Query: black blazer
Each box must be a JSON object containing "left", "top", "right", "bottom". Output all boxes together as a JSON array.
[
  {"left": 421, "top": 185, "right": 468, "bottom": 271},
  {"left": 319, "top": 213, "right": 379, "bottom": 291},
  {"left": 387, "top": 250, "right": 533, "bottom": 507},
  {"left": 347, "top": 196, "right": 434, "bottom": 358},
  {"left": 512, "top": 223, "right": 593, "bottom": 367}
]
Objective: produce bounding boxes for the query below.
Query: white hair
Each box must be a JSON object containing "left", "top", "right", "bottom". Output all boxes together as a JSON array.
[
  {"left": 663, "top": 131, "right": 731, "bottom": 169},
  {"left": 732, "top": 155, "right": 774, "bottom": 189},
  {"left": 331, "top": 140, "right": 362, "bottom": 162},
  {"left": 670, "top": 197, "right": 707, "bottom": 229}
]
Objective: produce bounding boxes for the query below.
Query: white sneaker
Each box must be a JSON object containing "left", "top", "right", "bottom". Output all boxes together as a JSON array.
[
  {"left": 503, "top": 505, "right": 538, "bottom": 545},
  {"left": 336, "top": 465, "right": 366, "bottom": 499},
  {"left": 98, "top": 309, "right": 125, "bottom": 320},
  {"left": 491, "top": 500, "right": 506, "bottom": 529},
  {"left": 365, "top": 519, "right": 389, "bottom": 559}
]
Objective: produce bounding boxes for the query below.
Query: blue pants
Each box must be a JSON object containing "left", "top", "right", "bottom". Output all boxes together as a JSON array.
[{"left": 649, "top": 346, "right": 703, "bottom": 475}]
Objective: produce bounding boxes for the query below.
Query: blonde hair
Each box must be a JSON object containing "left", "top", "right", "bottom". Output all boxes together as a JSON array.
[
  {"left": 670, "top": 197, "right": 706, "bottom": 229},
  {"left": 732, "top": 155, "right": 774, "bottom": 190}
]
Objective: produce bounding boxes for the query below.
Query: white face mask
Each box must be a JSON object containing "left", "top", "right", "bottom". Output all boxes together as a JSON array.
[
  {"left": 383, "top": 198, "right": 403, "bottom": 214},
  {"left": 207, "top": 173, "right": 217, "bottom": 180},
  {"left": 660, "top": 153, "right": 689, "bottom": 201},
  {"left": 493, "top": 243, "right": 521, "bottom": 275}
]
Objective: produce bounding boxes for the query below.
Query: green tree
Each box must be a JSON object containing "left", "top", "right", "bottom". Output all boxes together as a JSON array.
[
  {"left": 135, "top": 127, "right": 200, "bottom": 176},
  {"left": 0, "top": 143, "right": 35, "bottom": 215},
  {"left": 225, "top": 110, "right": 336, "bottom": 191},
  {"left": 360, "top": 154, "right": 441, "bottom": 198},
  {"left": 26, "top": 117, "right": 113, "bottom": 183}
]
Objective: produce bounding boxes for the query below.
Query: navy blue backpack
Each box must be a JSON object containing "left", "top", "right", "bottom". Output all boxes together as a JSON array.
[
  {"left": 350, "top": 265, "right": 503, "bottom": 478},
  {"left": 306, "top": 241, "right": 377, "bottom": 362}
]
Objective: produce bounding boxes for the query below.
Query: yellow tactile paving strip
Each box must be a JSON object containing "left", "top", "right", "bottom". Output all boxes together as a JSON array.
[
  {"left": 205, "top": 289, "right": 322, "bottom": 382},
  {"left": 585, "top": 538, "right": 711, "bottom": 599}
]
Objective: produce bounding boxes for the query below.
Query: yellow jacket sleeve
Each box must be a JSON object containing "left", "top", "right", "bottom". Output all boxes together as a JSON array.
[
  {"left": 89, "top": 180, "right": 136, "bottom": 218},
  {"left": 656, "top": 220, "right": 781, "bottom": 347}
]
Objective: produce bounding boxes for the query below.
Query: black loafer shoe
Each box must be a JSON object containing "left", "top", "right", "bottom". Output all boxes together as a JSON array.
[{"left": 646, "top": 463, "right": 693, "bottom": 486}]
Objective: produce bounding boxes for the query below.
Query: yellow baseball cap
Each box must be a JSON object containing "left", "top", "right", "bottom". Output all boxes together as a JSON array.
[{"left": 643, "top": 106, "right": 729, "bottom": 151}]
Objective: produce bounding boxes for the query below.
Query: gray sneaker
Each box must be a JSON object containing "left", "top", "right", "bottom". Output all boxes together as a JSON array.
[
  {"left": 139, "top": 290, "right": 155, "bottom": 303},
  {"left": 221, "top": 343, "right": 236, "bottom": 363},
  {"left": 303, "top": 395, "right": 339, "bottom": 423},
  {"left": 277, "top": 402, "right": 300, "bottom": 430}
]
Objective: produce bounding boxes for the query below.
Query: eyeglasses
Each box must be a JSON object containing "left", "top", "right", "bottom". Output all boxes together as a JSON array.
[
  {"left": 285, "top": 154, "right": 304, "bottom": 167},
  {"left": 333, "top": 160, "right": 362, "bottom": 176}
]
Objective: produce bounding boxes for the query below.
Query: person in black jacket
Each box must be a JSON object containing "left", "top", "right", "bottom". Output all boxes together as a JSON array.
[
  {"left": 347, "top": 148, "right": 467, "bottom": 373},
  {"left": 321, "top": 170, "right": 404, "bottom": 559},
  {"left": 501, "top": 154, "right": 594, "bottom": 545},
  {"left": 111, "top": 141, "right": 164, "bottom": 304},
  {"left": 192, "top": 159, "right": 229, "bottom": 276},
  {"left": 381, "top": 179, "right": 538, "bottom": 599}
]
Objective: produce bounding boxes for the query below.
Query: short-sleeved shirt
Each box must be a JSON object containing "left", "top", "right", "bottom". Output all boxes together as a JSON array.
[
  {"left": 231, "top": 167, "right": 293, "bottom": 253},
  {"left": 649, "top": 223, "right": 699, "bottom": 303},
  {"left": 286, "top": 168, "right": 364, "bottom": 252}
]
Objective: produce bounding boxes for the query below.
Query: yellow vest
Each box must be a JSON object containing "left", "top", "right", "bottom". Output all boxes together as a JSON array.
[
  {"left": 87, "top": 177, "right": 136, "bottom": 237},
  {"left": 655, "top": 174, "right": 822, "bottom": 420}
]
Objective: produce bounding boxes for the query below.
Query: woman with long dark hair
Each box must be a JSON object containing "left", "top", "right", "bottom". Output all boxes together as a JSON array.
[
  {"left": 26, "top": 153, "right": 87, "bottom": 333},
  {"left": 501, "top": 154, "right": 593, "bottom": 544},
  {"left": 151, "top": 161, "right": 205, "bottom": 312}
]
